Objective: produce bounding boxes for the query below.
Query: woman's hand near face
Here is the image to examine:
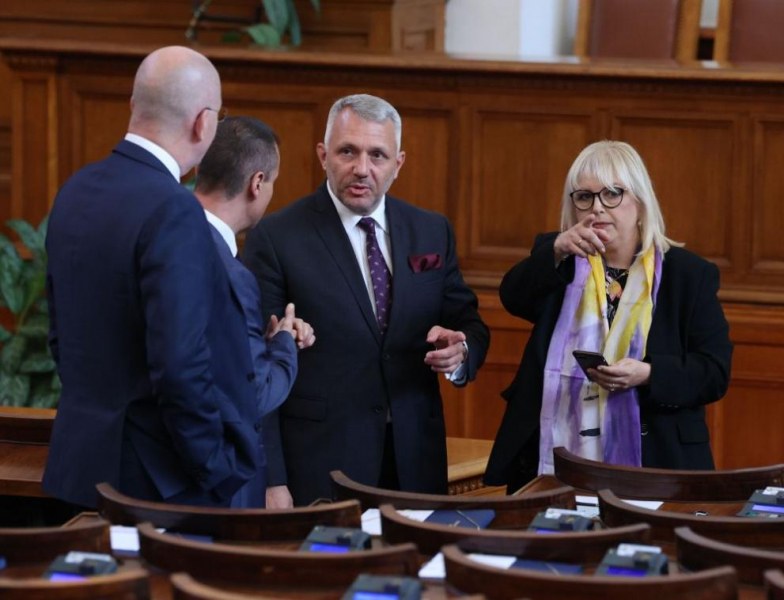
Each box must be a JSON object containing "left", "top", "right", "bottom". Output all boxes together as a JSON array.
[
  {"left": 591, "top": 358, "right": 651, "bottom": 393},
  {"left": 554, "top": 214, "right": 609, "bottom": 263}
]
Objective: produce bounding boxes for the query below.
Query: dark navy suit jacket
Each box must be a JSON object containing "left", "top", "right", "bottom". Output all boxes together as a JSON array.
[
  {"left": 207, "top": 224, "right": 298, "bottom": 507},
  {"left": 243, "top": 183, "right": 490, "bottom": 505},
  {"left": 44, "top": 140, "right": 262, "bottom": 508}
]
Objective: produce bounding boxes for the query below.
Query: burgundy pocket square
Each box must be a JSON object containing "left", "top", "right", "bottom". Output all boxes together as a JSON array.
[{"left": 409, "top": 253, "right": 443, "bottom": 273}]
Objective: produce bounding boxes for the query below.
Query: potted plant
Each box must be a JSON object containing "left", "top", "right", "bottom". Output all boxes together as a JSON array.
[
  {"left": 188, "top": 0, "right": 322, "bottom": 47},
  {"left": 0, "top": 217, "right": 61, "bottom": 408}
]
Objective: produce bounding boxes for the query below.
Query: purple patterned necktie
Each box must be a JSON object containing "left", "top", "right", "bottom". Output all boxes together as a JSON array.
[{"left": 358, "top": 217, "right": 392, "bottom": 332}]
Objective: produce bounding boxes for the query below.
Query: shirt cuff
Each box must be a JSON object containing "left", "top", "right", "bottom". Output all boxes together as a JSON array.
[{"left": 444, "top": 341, "right": 469, "bottom": 384}]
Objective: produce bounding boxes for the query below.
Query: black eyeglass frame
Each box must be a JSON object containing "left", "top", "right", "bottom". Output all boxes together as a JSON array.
[
  {"left": 204, "top": 106, "right": 228, "bottom": 122},
  {"left": 569, "top": 187, "right": 625, "bottom": 210}
]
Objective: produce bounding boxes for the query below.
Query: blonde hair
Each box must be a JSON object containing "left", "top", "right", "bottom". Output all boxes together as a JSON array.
[{"left": 560, "top": 140, "right": 681, "bottom": 253}]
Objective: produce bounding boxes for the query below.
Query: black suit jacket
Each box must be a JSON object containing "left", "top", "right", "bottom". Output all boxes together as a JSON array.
[
  {"left": 484, "top": 233, "right": 733, "bottom": 488},
  {"left": 243, "top": 184, "right": 490, "bottom": 505}
]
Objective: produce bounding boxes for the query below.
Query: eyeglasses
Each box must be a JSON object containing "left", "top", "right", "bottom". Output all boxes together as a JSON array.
[
  {"left": 569, "top": 187, "right": 625, "bottom": 210},
  {"left": 204, "top": 106, "right": 228, "bottom": 122}
]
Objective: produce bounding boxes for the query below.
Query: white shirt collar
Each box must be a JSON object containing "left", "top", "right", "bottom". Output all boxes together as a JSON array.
[
  {"left": 203, "top": 210, "right": 238, "bottom": 257},
  {"left": 326, "top": 181, "right": 388, "bottom": 234},
  {"left": 124, "top": 133, "right": 181, "bottom": 181}
]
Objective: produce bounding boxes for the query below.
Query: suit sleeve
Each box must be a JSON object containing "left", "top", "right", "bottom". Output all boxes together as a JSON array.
[
  {"left": 438, "top": 217, "right": 490, "bottom": 384},
  {"left": 242, "top": 221, "right": 289, "bottom": 487},
  {"left": 499, "top": 232, "right": 573, "bottom": 323},
  {"left": 234, "top": 265, "right": 297, "bottom": 417},
  {"left": 640, "top": 259, "right": 732, "bottom": 410},
  {"left": 138, "top": 193, "right": 245, "bottom": 496}
]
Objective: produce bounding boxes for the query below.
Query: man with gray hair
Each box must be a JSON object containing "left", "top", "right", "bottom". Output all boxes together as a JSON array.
[
  {"left": 45, "top": 46, "right": 264, "bottom": 509},
  {"left": 244, "top": 93, "right": 490, "bottom": 506}
]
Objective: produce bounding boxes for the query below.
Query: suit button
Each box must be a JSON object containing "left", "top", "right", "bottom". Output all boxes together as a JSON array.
[
  {"left": 254, "top": 422, "right": 263, "bottom": 432},
  {"left": 641, "top": 422, "right": 649, "bottom": 436},
  {"left": 373, "top": 406, "right": 384, "bottom": 414},
  {"left": 247, "top": 372, "right": 255, "bottom": 382},
  {"left": 383, "top": 353, "right": 391, "bottom": 360}
]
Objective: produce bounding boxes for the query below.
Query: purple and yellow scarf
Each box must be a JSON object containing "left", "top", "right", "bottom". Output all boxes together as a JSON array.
[{"left": 538, "top": 246, "right": 662, "bottom": 474}]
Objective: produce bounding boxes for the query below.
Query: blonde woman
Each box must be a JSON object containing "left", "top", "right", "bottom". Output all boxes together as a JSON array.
[{"left": 484, "top": 141, "right": 732, "bottom": 493}]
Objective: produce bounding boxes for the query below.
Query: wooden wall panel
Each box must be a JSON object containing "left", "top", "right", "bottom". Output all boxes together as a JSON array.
[
  {"left": 611, "top": 113, "right": 738, "bottom": 267},
  {"left": 7, "top": 41, "right": 784, "bottom": 468},
  {"left": 386, "top": 107, "right": 453, "bottom": 217},
  {"left": 752, "top": 117, "right": 784, "bottom": 277},
  {"left": 469, "top": 109, "right": 592, "bottom": 268}
]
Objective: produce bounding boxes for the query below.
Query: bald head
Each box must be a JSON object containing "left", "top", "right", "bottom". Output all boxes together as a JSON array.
[{"left": 128, "top": 46, "right": 222, "bottom": 171}]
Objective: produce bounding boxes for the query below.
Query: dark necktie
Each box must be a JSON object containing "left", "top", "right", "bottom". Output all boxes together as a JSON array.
[{"left": 358, "top": 217, "right": 392, "bottom": 332}]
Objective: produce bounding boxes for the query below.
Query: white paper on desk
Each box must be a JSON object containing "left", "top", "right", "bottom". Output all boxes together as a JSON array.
[
  {"left": 418, "top": 552, "right": 446, "bottom": 579},
  {"left": 361, "top": 509, "right": 382, "bottom": 535},
  {"left": 397, "top": 509, "right": 434, "bottom": 522},
  {"left": 576, "top": 494, "right": 599, "bottom": 506},
  {"left": 575, "top": 494, "right": 600, "bottom": 518},
  {"left": 110, "top": 525, "right": 141, "bottom": 553},
  {"left": 467, "top": 552, "right": 517, "bottom": 569},
  {"left": 622, "top": 499, "right": 663, "bottom": 510}
]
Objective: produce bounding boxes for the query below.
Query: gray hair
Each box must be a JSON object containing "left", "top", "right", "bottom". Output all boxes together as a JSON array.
[
  {"left": 560, "top": 140, "right": 681, "bottom": 254},
  {"left": 324, "top": 94, "right": 402, "bottom": 150}
]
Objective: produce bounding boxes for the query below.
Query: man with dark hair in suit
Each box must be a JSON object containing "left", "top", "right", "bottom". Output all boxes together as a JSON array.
[
  {"left": 44, "top": 46, "right": 268, "bottom": 509},
  {"left": 243, "top": 93, "right": 490, "bottom": 507},
  {"left": 194, "top": 115, "right": 315, "bottom": 507}
]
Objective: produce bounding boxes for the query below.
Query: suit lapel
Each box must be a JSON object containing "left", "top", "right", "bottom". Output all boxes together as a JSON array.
[
  {"left": 307, "top": 188, "right": 382, "bottom": 344},
  {"left": 386, "top": 199, "right": 411, "bottom": 341},
  {"left": 208, "top": 225, "right": 246, "bottom": 314}
]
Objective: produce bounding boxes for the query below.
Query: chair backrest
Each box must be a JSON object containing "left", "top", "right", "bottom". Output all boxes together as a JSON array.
[
  {"left": 573, "top": 0, "right": 701, "bottom": 61},
  {"left": 676, "top": 526, "right": 784, "bottom": 585},
  {"left": 379, "top": 503, "right": 651, "bottom": 559},
  {"left": 714, "top": 0, "right": 784, "bottom": 62},
  {"left": 442, "top": 543, "right": 738, "bottom": 600},
  {"left": 553, "top": 446, "right": 784, "bottom": 501},
  {"left": 330, "top": 470, "right": 575, "bottom": 528},
  {"left": 765, "top": 569, "right": 784, "bottom": 600},
  {"left": 137, "top": 522, "right": 419, "bottom": 587},
  {"left": 96, "top": 482, "right": 361, "bottom": 541},
  {"left": 0, "top": 569, "right": 150, "bottom": 600},
  {"left": 598, "top": 488, "right": 784, "bottom": 547},
  {"left": 0, "top": 518, "right": 110, "bottom": 563},
  {"left": 170, "top": 573, "right": 282, "bottom": 600}
]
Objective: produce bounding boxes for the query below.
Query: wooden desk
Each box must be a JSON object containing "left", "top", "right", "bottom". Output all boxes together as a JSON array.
[
  {"left": 446, "top": 437, "right": 503, "bottom": 496},
  {"left": 0, "top": 422, "right": 494, "bottom": 499},
  {"left": 0, "top": 406, "right": 54, "bottom": 497}
]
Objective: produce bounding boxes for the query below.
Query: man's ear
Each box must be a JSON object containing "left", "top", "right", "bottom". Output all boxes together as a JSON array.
[
  {"left": 316, "top": 143, "right": 327, "bottom": 170},
  {"left": 393, "top": 150, "right": 406, "bottom": 179},
  {"left": 248, "top": 171, "right": 265, "bottom": 199},
  {"left": 193, "top": 108, "right": 209, "bottom": 142}
]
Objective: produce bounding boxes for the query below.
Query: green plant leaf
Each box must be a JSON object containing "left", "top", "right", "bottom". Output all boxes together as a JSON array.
[
  {"left": 0, "top": 324, "right": 10, "bottom": 343},
  {"left": 51, "top": 371, "right": 62, "bottom": 392},
  {"left": 20, "top": 353, "right": 56, "bottom": 373},
  {"left": 36, "top": 215, "right": 49, "bottom": 239},
  {"left": 30, "top": 392, "right": 59, "bottom": 408},
  {"left": 0, "top": 252, "right": 24, "bottom": 315},
  {"left": 262, "top": 0, "right": 288, "bottom": 33},
  {"left": 0, "top": 335, "right": 27, "bottom": 374},
  {"left": 245, "top": 23, "right": 282, "bottom": 46},
  {"left": 285, "top": 0, "right": 302, "bottom": 46},
  {"left": 20, "top": 267, "right": 46, "bottom": 320},
  {"left": 8, "top": 219, "right": 45, "bottom": 257},
  {"left": 18, "top": 313, "right": 49, "bottom": 337},
  {"left": 0, "top": 373, "right": 30, "bottom": 407}
]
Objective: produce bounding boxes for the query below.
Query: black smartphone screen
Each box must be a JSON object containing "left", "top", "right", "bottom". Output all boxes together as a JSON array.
[{"left": 572, "top": 350, "right": 608, "bottom": 378}]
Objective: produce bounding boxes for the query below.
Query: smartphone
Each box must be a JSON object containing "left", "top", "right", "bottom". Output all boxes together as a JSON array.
[{"left": 572, "top": 350, "right": 608, "bottom": 379}]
